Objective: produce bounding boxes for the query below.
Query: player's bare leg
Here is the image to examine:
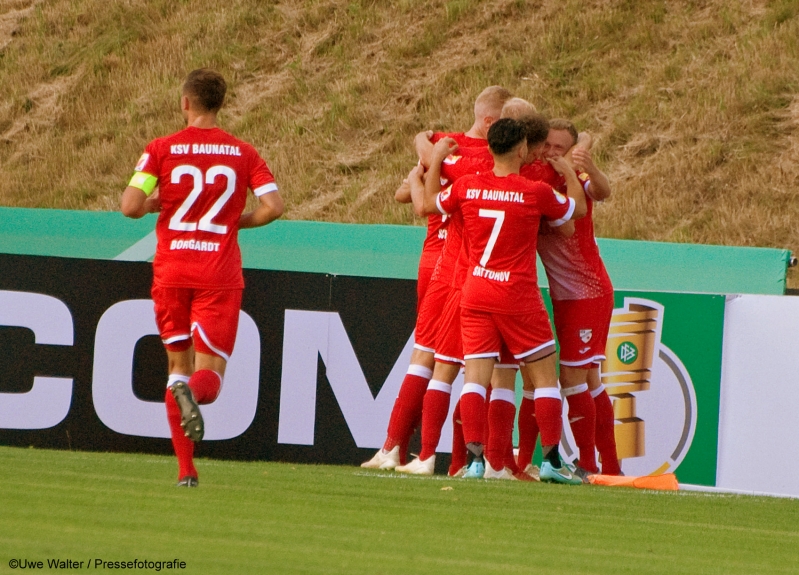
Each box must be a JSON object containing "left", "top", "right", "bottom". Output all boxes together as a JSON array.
[
  {"left": 521, "top": 351, "right": 581, "bottom": 485},
  {"left": 165, "top": 347, "right": 226, "bottom": 487},
  {"left": 362, "top": 349, "right": 434, "bottom": 469},
  {"left": 587, "top": 367, "right": 621, "bottom": 475},
  {"left": 560, "top": 365, "right": 598, "bottom": 477},
  {"left": 395, "top": 360, "right": 460, "bottom": 475}
]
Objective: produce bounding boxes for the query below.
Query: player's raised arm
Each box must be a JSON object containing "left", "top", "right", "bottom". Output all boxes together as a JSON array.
[
  {"left": 414, "top": 130, "right": 435, "bottom": 168},
  {"left": 572, "top": 146, "right": 611, "bottom": 202},
  {"left": 411, "top": 138, "right": 458, "bottom": 216},
  {"left": 548, "top": 154, "right": 587, "bottom": 219}
]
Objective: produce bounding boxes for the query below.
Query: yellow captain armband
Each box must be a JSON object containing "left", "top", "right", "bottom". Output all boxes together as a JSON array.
[{"left": 129, "top": 172, "right": 158, "bottom": 196}]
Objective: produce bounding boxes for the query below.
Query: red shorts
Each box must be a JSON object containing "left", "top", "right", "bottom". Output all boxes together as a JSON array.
[
  {"left": 433, "top": 290, "right": 519, "bottom": 367},
  {"left": 417, "top": 264, "right": 436, "bottom": 314},
  {"left": 152, "top": 285, "right": 242, "bottom": 361},
  {"left": 461, "top": 307, "right": 555, "bottom": 361},
  {"left": 552, "top": 294, "right": 614, "bottom": 367},
  {"left": 414, "top": 278, "right": 450, "bottom": 352}
]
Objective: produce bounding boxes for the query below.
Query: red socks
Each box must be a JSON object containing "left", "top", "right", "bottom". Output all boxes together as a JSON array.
[
  {"left": 165, "top": 375, "right": 196, "bottom": 480},
  {"left": 564, "top": 383, "right": 598, "bottom": 473},
  {"left": 449, "top": 399, "right": 467, "bottom": 475},
  {"left": 534, "top": 388, "right": 563, "bottom": 450},
  {"left": 516, "top": 391, "right": 539, "bottom": 469},
  {"left": 593, "top": 385, "right": 621, "bottom": 475},
  {"left": 189, "top": 369, "right": 221, "bottom": 404},
  {"left": 383, "top": 365, "right": 432, "bottom": 459},
  {"left": 486, "top": 389, "right": 515, "bottom": 471},
  {"left": 459, "top": 383, "right": 487, "bottom": 447},
  {"left": 419, "top": 381, "right": 452, "bottom": 460}
]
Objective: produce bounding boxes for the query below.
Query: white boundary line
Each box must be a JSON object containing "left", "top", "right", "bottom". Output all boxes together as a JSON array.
[{"left": 679, "top": 483, "right": 799, "bottom": 499}]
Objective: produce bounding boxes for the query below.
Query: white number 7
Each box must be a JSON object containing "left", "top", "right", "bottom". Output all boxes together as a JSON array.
[{"left": 478, "top": 209, "right": 505, "bottom": 267}]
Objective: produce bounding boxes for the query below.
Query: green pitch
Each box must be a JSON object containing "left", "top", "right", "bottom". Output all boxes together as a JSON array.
[{"left": 1, "top": 446, "right": 797, "bottom": 574}]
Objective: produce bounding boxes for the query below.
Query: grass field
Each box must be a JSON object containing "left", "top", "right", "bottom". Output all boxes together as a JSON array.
[{"left": 1, "top": 446, "right": 797, "bottom": 574}]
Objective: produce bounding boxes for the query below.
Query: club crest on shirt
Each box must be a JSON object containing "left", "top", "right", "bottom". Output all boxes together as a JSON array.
[
  {"left": 553, "top": 189, "right": 567, "bottom": 204},
  {"left": 439, "top": 186, "right": 452, "bottom": 201},
  {"left": 443, "top": 155, "right": 461, "bottom": 165},
  {"left": 580, "top": 329, "right": 593, "bottom": 343},
  {"left": 134, "top": 153, "right": 150, "bottom": 172},
  {"left": 578, "top": 171, "right": 590, "bottom": 182}
]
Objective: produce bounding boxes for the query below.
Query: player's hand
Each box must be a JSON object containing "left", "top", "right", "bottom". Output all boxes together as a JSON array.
[
  {"left": 144, "top": 188, "right": 162, "bottom": 213},
  {"left": 571, "top": 147, "right": 595, "bottom": 172},
  {"left": 407, "top": 163, "right": 424, "bottom": 185},
  {"left": 432, "top": 137, "right": 459, "bottom": 162},
  {"left": 547, "top": 154, "right": 574, "bottom": 176}
]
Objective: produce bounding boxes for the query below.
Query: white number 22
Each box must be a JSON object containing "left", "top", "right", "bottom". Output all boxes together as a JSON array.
[{"left": 169, "top": 165, "right": 236, "bottom": 235}]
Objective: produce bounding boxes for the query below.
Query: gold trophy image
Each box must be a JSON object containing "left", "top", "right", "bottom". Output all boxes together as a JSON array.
[{"left": 600, "top": 300, "right": 662, "bottom": 461}]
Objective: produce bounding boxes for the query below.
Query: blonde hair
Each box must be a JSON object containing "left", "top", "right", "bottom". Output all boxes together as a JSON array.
[
  {"left": 500, "top": 97, "right": 537, "bottom": 120},
  {"left": 474, "top": 86, "right": 512, "bottom": 120},
  {"left": 549, "top": 118, "right": 579, "bottom": 147}
]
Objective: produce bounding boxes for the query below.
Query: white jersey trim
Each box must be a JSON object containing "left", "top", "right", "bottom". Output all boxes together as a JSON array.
[
  {"left": 191, "top": 322, "right": 231, "bottom": 362},
  {"left": 434, "top": 352, "right": 465, "bottom": 365},
  {"left": 560, "top": 354, "right": 606, "bottom": 367},
  {"left": 435, "top": 193, "right": 449, "bottom": 216},
  {"left": 253, "top": 182, "right": 278, "bottom": 197},
  {"left": 413, "top": 343, "right": 436, "bottom": 353},
  {"left": 163, "top": 334, "right": 191, "bottom": 344},
  {"left": 515, "top": 340, "right": 556, "bottom": 360},
  {"left": 548, "top": 197, "right": 576, "bottom": 227}
]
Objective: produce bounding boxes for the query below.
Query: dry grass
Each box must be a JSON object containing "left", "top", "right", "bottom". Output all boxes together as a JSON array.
[{"left": 0, "top": 0, "right": 798, "bottom": 280}]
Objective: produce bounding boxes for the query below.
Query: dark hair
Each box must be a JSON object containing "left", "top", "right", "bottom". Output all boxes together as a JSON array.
[
  {"left": 183, "top": 68, "right": 227, "bottom": 112},
  {"left": 487, "top": 118, "right": 527, "bottom": 156},
  {"left": 519, "top": 113, "right": 550, "bottom": 146},
  {"left": 549, "top": 118, "right": 578, "bottom": 147}
]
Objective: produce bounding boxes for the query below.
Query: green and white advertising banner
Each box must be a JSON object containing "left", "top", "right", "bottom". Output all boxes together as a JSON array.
[{"left": 561, "top": 291, "right": 725, "bottom": 487}]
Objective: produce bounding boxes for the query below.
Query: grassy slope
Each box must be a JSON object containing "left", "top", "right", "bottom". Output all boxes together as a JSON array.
[
  {"left": 1, "top": 446, "right": 798, "bottom": 574},
  {"left": 0, "top": 0, "right": 798, "bottom": 275}
]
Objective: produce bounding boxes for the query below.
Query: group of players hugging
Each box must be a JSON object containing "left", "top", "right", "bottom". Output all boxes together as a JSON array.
[
  {"left": 122, "top": 69, "right": 619, "bottom": 486},
  {"left": 360, "top": 86, "right": 621, "bottom": 484}
]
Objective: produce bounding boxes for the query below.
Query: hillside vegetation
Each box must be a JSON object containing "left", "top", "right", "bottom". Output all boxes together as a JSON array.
[{"left": 1, "top": 0, "right": 798, "bottom": 277}]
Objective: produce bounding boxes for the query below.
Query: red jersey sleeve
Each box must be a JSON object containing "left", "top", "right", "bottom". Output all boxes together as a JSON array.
[
  {"left": 436, "top": 183, "right": 460, "bottom": 216},
  {"left": 537, "top": 184, "right": 575, "bottom": 227},
  {"left": 247, "top": 147, "right": 278, "bottom": 196},
  {"left": 134, "top": 140, "right": 162, "bottom": 178}
]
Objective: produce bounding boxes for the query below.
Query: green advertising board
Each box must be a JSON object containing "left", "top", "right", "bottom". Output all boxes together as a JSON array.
[{"left": 524, "top": 290, "right": 724, "bottom": 486}]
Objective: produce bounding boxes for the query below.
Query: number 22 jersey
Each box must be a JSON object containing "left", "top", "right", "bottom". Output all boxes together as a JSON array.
[{"left": 133, "top": 126, "right": 277, "bottom": 290}]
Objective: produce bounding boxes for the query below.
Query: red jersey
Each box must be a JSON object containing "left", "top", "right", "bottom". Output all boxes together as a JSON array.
[
  {"left": 525, "top": 160, "right": 614, "bottom": 301},
  {"left": 431, "top": 151, "right": 493, "bottom": 286},
  {"left": 419, "top": 133, "right": 488, "bottom": 270},
  {"left": 437, "top": 171, "right": 575, "bottom": 314},
  {"left": 134, "top": 126, "right": 277, "bottom": 289}
]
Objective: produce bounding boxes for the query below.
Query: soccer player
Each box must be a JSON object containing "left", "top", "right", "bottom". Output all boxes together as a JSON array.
[
  {"left": 409, "top": 118, "right": 586, "bottom": 483},
  {"left": 362, "top": 86, "right": 511, "bottom": 470},
  {"left": 121, "top": 69, "right": 284, "bottom": 487},
  {"left": 539, "top": 119, "right": 619, "bottom": 477}
]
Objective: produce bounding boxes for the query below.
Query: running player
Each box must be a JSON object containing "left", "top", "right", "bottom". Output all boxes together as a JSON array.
[
  {"left": 362, "top": 86, "right": 511, "bottom": 470},
  {"left": 409, "top": 118, "right": 586, "bottom": 483},
  {"left": 121, "top": 69, "right": 284, "bottom": 487}
]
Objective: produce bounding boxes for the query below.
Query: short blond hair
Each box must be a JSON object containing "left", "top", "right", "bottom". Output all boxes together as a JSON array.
[
  {"left": 474, "top": 85, "right": 512, "bottom": 120},
  {"left": 549, "top": 118, "right": 579, "bottom": 147},
  {"left": 500, "top": 97, "right": 537, "bottom": 120}
]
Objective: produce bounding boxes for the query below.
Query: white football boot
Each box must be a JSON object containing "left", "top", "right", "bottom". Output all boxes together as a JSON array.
[
  {"left": 395, "top": 455, "right": 435, "bottom": 475},
  {"left": 483, "top": 460, "right": 516, "bottom": 480},
  {"left": 360, "top": 445, "right": 400, "bottom": 470}
]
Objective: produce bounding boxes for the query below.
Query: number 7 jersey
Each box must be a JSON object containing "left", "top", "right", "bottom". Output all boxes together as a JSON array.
[
  {"left": 132, "top": 126, "right": 277, "bottom": 289},
  {"left": 437, "top": 172, "right": 575, "bottom": 314}
]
